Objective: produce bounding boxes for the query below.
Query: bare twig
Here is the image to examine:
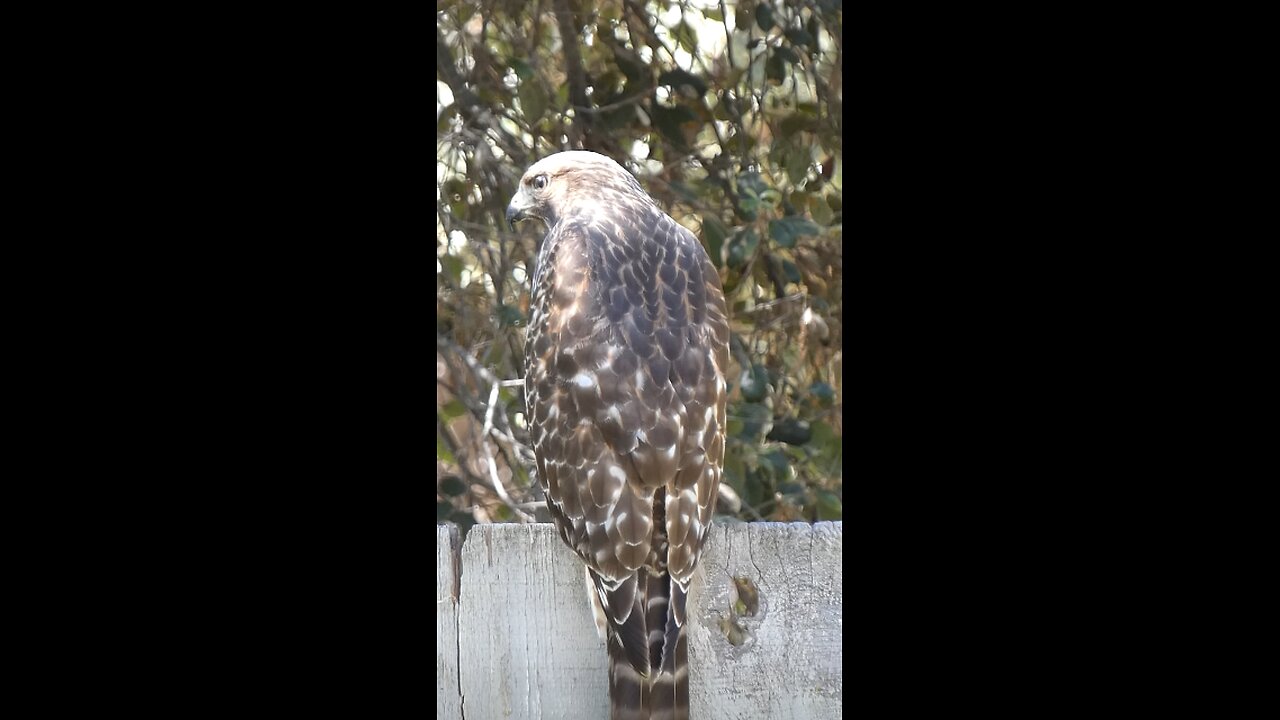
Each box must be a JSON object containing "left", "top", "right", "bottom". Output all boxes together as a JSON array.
[
  {"left": 736, "top": 293, "right": 806, "bottom": 314},
  {"left": 571, "top": 85, "right": 658, "bottom": 115},
  {"left": 482, "top": 438, "right": 534, "bottom": 522}
]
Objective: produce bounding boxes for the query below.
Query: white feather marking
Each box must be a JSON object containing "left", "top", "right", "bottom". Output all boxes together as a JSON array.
[
  {"left": 573, "top": 372, "right": 595, "bottom": 389},
  {"left": 587, "top": 567, "right": 608, "bottom": 642}
]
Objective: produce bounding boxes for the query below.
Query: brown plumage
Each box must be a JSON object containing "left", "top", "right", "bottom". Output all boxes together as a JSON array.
[{"left": 508, "top": 151, "right": 730, "bottom": 720}]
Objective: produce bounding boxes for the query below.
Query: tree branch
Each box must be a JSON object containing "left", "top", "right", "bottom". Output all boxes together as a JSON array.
[{"left": 553, "top": 0, "right": 590, "bottom": 148}]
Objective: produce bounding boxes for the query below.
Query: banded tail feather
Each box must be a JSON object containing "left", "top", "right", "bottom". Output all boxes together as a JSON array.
[{"left": 604, "top": 571, "right": 689, "bottom": 720}]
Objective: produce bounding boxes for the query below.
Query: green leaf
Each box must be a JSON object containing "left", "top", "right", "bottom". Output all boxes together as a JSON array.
[
  {"left": 440, "top": 476, "right": 468, "bottom": 496},
  {"left": 723, "top": 449, "right": 745, "bottom": 494},
  {"left": 725, "top": 226, "right": 759, "bottom": 269},
  {"left": 767, "top": 418, "right": 812, "bottom": 445},
  {"left": 739, "top": 362, "right": 769, "bottom": 402},
  {"left": 510, "top": 58, "right": 535, "bottom": 82},
  {"left": 755, "top": 4, "right": 776, "bottom": 31},
  {"left": 669, "top": 180, "right": 699, "bottom": 203},
  {"left": 736, "top": 172, "right": 770, "bottom": 220},
  {"left": 768, "top": 216, "right": 820, "bottom": 248},
  {"left": 737, "top": 171, "right": 769, "bottom": 198},
  {"left": 651, "top": 104, "right": 696, "bottom": 150},
  {"left": 437, "top": 436, "right": 456, "bottom": 465},
  {"left": 809, "top": 194, "right": 833, "bottom": 226},
  {"left": 808, "top": 381, "right": 836, "bottom": 405},
  {"left": 781, "top": 259, "right": 801, "bottom": 284},
  {"left": 738, "top": 402, "right": 772, "bottom": 440},
  {"left": 778, "top": 482, "right": 806, "bottom": 501},
  {"left": 788, "top": 190, "right": 809, "bottom": 210},
  {"left": 786, "top": 148, "right": 810, "bottom": 185},
  {"left": 437, "top": 104, "right": 458, "bottom": 135},
  {"left": 816, "top": 490, "right": 842, "bottom": 520},
  {"left": 498, "top": 386, "right": 517, "bottom": 405},
  {"left": 441, "top": 399, "right": 467, "bottom": 421},
  {"left": 497, "top": 304, "right": 525, "bottom": 328},
  {"left": 780, "top": 113, "right": 816, "bottom": 137},
  {"left": 440, "top": 254, "right": 464, "bottom": 282},
  {"left": 703, "top": 216, "right": 728, "bottom": 268},
  {"left": 806, "top": 15, "right": 822, "bottom": 51},
  {"left": 671, "top": 21, "right": 698, "bottom": 54},
  {"left": 519, "top": 80, "right": 548, "bottom": 122},
  {"left": 760, "top": 448, "right": 790, "bottom": 478},
  {"left": 766, "top": 52, "right": 786, "bottom": 84},
  {"left": 611, "top": 45, "right": 648, "bottom": 82},
  {"left": 808, "top": 421, "right": 841, "bottom": 474},
  {"left": 785, "top": 27, "right": 817, "bottom": 50},
  {"left": 658, "top": 68, "right": 708, "bottom": 97},
  {"left": 743, "top": 467, "right": 765, "bottom": 507}
]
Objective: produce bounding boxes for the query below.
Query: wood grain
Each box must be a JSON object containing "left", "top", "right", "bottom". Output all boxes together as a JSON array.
[
  {"left": 437, "top": 521, "right": 842, "bottom": 719},
  {"left": 437, "top": 524, "right": 463, "bottom": 718}
]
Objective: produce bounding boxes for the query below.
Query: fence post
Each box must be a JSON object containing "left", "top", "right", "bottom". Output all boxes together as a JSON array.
[
  {"left": 688, "top": 521, "right": 843, "bottom": 718},
  {"left": 436, "top": 524, "right": 462, "bottom": 717},
  {"left": 436, "top": 521, "right": 842, "bottom": 719}
]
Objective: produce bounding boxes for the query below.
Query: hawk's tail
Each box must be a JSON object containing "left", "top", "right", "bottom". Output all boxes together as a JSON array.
[
  {"left": 607, "top": 574, "right": 688, "bottom": 720},
  {"left": 647, "top": 622, "right": 687, "bottom": 720},
  {"left": 608, "top": 627, "right": 650, "bottom": 720}
]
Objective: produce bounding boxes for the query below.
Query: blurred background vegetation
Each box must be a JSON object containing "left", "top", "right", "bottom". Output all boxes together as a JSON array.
[{"left": 437, "top": 0, "right": 842, "bottom": 531}]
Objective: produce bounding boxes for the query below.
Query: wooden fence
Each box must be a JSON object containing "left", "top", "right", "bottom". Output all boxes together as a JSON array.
[{"left": 436, "top": 521, "right": 842, "bottom": 719}]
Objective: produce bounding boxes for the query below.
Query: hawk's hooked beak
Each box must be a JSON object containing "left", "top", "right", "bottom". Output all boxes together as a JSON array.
[
  {"left": 505, "top": 203, "right": 526, "bottom": 232},
  {"left": 506, "top": 191, "right": 532, "bottom": 232}
]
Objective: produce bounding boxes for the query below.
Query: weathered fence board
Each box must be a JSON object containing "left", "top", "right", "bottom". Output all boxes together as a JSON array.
[
  {"left": 437, "top": 521, "right": 842, "bottom": 719},
  {"left": 688, "top": 522, "right": 843, "bottom": 719},
  {"left": 457, "top": 523, "right": 610, "bottom": 719},
  {"left": 436, "top": 524, "right": 462, "bottom": 718}
]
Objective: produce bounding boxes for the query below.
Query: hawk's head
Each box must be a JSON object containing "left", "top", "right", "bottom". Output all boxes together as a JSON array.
[{"left": 506, "top": 150, "right": 649, "bottom": 231}]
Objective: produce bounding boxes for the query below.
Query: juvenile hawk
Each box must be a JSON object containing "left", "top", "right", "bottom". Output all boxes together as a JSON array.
[{"left": 508, "top": 151, "right": 730, "bottom": 720}]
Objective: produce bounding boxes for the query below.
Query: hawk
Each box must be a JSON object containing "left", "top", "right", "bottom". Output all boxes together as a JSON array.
[{"left": 508, "top": 151, "right": 730, "bottom": 720}]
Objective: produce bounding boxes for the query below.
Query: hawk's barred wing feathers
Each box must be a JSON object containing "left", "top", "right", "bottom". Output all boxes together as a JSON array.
[{"left": 510, "top": 151, "right": 729, "bottom": 720}]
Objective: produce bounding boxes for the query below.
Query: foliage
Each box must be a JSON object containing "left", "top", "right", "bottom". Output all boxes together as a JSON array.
[{"left": 437, "top": 0, "right": 842, "bottom": 530}]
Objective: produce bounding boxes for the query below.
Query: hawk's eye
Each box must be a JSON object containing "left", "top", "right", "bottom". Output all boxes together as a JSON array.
[{"left": 532, "top": 174, "right": 548, "bottom": 190}]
